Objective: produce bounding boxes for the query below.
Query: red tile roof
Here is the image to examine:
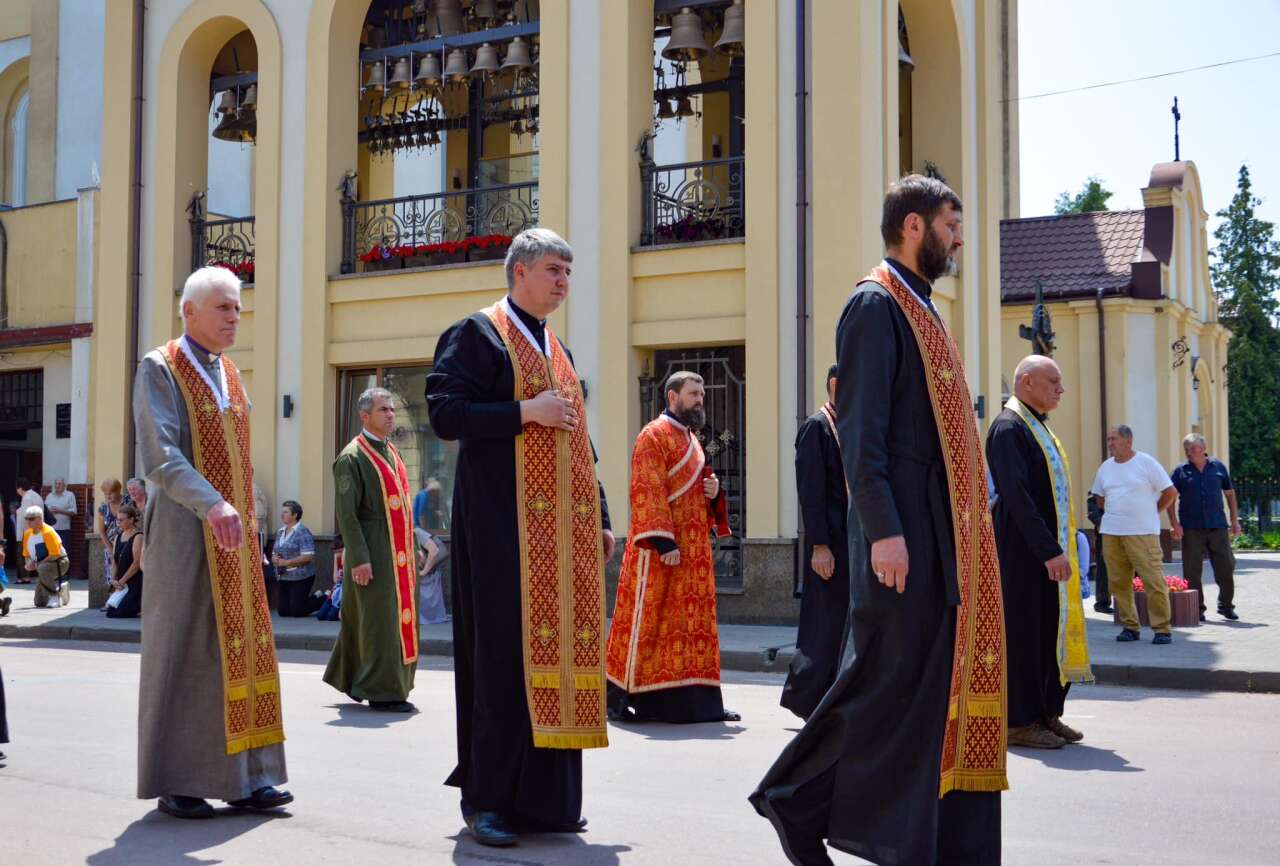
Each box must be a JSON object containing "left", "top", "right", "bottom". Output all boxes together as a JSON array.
[{"left": 1000, "top": 209, "right": 1146, "bottom": 302}]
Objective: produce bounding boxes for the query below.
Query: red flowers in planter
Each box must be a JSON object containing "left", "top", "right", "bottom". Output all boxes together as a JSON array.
[
  {"left": 358, "top": 244, "right": 394, "bottom": 263},
  {"left": 359, "top": 235, "right": 512, "bottom": 264},
  {"left": 209, "top": 259, "right": 255, "bottom": 281},
  {"left": 1131, "top": 575, "right": 1190, "bottom": 593}
]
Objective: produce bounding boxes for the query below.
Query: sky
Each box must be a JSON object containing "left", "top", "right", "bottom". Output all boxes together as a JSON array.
[{"left": 1017, "top": 0, "right": 1280, "bottom": 243}]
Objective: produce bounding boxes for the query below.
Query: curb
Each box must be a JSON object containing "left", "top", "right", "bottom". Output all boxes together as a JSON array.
[{"left": 4, "top": 622, "right": 1278, "bottom": 694}]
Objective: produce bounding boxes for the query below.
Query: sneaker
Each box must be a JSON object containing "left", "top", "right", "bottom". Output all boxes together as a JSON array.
[
  {"left": 1116, "top": 628, "right": 1140, "bottom": 642},
  {"left": 47, "top": 599, "right": 61, "bottom": 609},
  {"left": 1153, "top": 632, "right": 1172, "bottom": 645},
  {"left": 59, "top": 581, "right": 71, "bottom": 606}
]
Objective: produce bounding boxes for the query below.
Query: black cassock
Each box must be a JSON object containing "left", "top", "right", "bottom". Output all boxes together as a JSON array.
[
  {"left": 780, "top": 409, "right": 849, "bottom": 720},
  {"left": 985, "top": 406, "right": 1069, "bottom": 728},
  {"left": 750, "top": 266, "right": 1000, "bottom": 866},
  {"left": 427, "top": 304, "right": 610, "bottom": 829}
]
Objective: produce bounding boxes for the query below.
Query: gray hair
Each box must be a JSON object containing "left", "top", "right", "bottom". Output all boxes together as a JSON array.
[
  {"left": 180, "top": 266, "right": 241, "bottom": 309},
  {"left": 357, "top": 387, "right": 394, "bottom": 414},
  {"left": 1111, "top": 424, "right": 1134, "bottom": 440},
  {"left": 126, "top": 477, "right": 146, "bottom": 490},
  {"left": 504, "top": 227, "right": 573, "bottom": 289},
  {"left": 1182, "top": 432, "right": 1206, "bottom": 449}
]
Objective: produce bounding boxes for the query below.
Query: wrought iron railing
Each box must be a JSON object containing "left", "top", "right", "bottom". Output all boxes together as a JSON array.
[
  {"left": 1236, "top": 478, "right": 1280, "bottom": 536},
  {"left": 640, "top": 155, "right": 744, "bottom": 247},
  {"left": 188, "top": 195, "right": 256, "bottom": 284},
  {"left": 341, "top": 181, "right": 539, "bottom": 274}
]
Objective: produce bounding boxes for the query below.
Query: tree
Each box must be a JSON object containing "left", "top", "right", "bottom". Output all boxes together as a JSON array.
[
  {"left": 1053, "top": 177, "right": 1113, "bottom": 214},
  {"left": 1211, "top": 164, "right": 1280, "bottom": 479}
]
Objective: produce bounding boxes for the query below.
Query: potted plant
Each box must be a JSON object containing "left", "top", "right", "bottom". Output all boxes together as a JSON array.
[
  {"left": 1113, "top": 575, "right": 1200, "bottom": 628},
  {"left": 427, "top": 240, "right": 467, "bottom": 267},
  {"left": 465, "top": 234, "right": 513, "bottom": 263},
  {"left": 359, "top": 245, "right": 401, "bottom": 272}
]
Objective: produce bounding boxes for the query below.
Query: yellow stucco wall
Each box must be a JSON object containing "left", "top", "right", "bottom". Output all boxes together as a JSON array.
[
  {"left": 0, "top": 1, "right": 31, "bottom": 41},
  {"left": 0, "top": 198, "right": 79, "bottom": 327}
]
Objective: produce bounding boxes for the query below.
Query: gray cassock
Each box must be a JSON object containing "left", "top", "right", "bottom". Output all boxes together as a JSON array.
[{"left": 133, "top": 340, "right": 287, "bottom": 800}]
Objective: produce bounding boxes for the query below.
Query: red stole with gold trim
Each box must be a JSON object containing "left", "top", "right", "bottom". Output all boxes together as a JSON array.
[
  {"left": 863, "top": 265, "right": 1008, "bottom": 795},
  {"left": 161, "top": 339, "right": 285, "bottom": 755},
  {"left": 482, "top": 302, "right": 608, "bottom": 750},
  {"left": 352, "top": 435, "right": 419, "bottom": 664}
]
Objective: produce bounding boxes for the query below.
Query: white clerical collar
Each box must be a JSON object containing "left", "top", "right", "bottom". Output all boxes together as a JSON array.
[
  {"left": 362, "top": 429, "right": 386, "bottom": 444},
  {"left": 180, "top": 334, "right": 229, "bottom": 412},
  {"left": 500, "top": 295, "right": 550, "bottom": 357}
]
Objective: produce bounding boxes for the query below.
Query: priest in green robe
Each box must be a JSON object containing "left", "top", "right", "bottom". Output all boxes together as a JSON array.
[{"left": 323, "top": 387, "right": 420, "bottom": 712}]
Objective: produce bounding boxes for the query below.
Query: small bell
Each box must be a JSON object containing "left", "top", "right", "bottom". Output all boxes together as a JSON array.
[
  {"left": 388, "top": 57, "right": 412, "bottom": 90},
  {"left": 443, "top": 48, "right": 470, "bottom": 83},
  {"left": 241, "top": 83, "right": 257, "bottom": 109},
  {"left": 470, "top": 42, "right": 500, "bottom": 78},
  {"left": 501, "top": 36, "right": 533, "bottom": 72},
  {"left": 657, "top": 98, "right": 675, "bottom": 120},
  {"left": 416, "top": 53, "right": 442, "bottom": 89},
  {"left": 662, "top": 6, "right": 708, "bottom": 62},
  {"left": 511, "top": 118, "right": 524, "bottom": 136},
  {"left": 365, "top": 62, "right": 386, "bottom": 91},
  {"left": 214, "top": 89, "right": 236, "bottom": 114},
  {"left": 675, "top": 94, "right": 694, "bottom": 118},
  {"left": 472, "top": 0, "right": 499, "bottom": 19},
  {"left": 714, "top": 0, "right": 745, "bottom": 58}
]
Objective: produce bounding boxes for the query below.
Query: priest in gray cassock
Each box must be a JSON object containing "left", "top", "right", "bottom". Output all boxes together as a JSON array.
[{"left": 133, "top": 266, "right": 292, "bottom": 819}]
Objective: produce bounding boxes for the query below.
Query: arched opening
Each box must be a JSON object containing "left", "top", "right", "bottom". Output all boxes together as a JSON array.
[
  {"left": 0, "top": 57, "right": 31, "bottom": 207},
  {"left": 642, "top": 0, "right": 745, "bottom": 246},
  {"left": 343, "top": 0, "right": 544, "bottom": 273},
  {"left": 896, "top": 1, "right": 961, "bottom": 188}
]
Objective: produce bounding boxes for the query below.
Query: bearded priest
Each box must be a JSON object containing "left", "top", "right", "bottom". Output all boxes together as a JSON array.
[{"left": 605, "top": 371, "right": 741, "bottom": 725}]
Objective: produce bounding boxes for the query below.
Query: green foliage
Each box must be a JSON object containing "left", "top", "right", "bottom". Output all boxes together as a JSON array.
[
  {"left": 1233, "top": 529, "right": 1280, "bottom": 551},
  {"left": 1054, "top": 177, "right": 1113, "bottom": 215},
  {"left": 1212, "top": 165, "right": 1280, "bottom": 479}
]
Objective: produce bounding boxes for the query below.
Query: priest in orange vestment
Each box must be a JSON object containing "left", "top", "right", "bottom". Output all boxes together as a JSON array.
[{"left": 605, "top": 372, "right": 740, "bottom": 724}]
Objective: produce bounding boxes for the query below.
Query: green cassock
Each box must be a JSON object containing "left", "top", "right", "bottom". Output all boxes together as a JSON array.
[{"left": 323, "top": 432, "right": 418, "bottom": 703}]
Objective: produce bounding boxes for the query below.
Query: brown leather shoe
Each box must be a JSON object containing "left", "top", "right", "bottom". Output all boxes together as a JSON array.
[
  {"left": 1046, "top": 716, "right": 1084, "bottom": 743},
  {"left": 1008, "top": 722, "right": 1066, "bottom": 749}
]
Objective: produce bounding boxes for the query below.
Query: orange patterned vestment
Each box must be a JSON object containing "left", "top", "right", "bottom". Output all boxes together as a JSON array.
[
  {"left": 481, "top": 301, "right": 608, "bottom": 750},
  {"left": 161, "top": 339, "right": 285, "bottom": 756},
  {"left": 606, "top": 415, "right": 728, "bottom": 694},
  {"left": 866, "top": 264, "right": 1008, "bottom": 795}
]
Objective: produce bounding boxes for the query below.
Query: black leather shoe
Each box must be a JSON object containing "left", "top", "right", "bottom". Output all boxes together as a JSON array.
[
  {"left": 721, "top": 710, "right": 742, "bottom": 722},
  {"left": 516, "top": 814, "right": 589, "bottom": 834},
  {"left": 1219, "top": 607, "right": 1240, "bottom": 621},
  {"left": 1116, "top": 628, "right": 1140, "bottom": 642},
  {"left": 369, "top": 700, "right": 416, "bottom": 713},
  {"left": 158, "top": 795, "right": 215, "bottom": 819},
  {"left": 0, "top": 596, "right": 11, "bottom": 616},
  {"left": 466, "top": 811, "right": 518, "bottom": 847},
  {"left": 1094, "top": 602, "right": 1114, "bottom": 614},
  {"left": 227, "top": 786, "right": 294, "bottom": 810}
]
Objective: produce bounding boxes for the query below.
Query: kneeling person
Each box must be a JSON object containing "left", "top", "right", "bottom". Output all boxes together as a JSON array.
[{"left": 324, "top": 388, "right": 419, "bottom": 712}]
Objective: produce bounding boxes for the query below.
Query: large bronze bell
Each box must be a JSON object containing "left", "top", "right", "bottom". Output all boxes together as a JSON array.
[
  {"left": 470, "top": 42, "right": 500, "bottom": 78},
  {"left": 714, "top": 0, "right": 744, "bottom": 58},
  {"left": 443, "top": 48, "right": 470, "bottom": 83},
  {"left": 662, "top": 6, "right": 708, "bottom": 62},
  {"left": 501, "top": 36, "right": 533, "bottom": 72},
  {"left": 365, "top": 61, "right": 386, "bottom": 92},
  {"left": 432, "top": 0, "right": 463, "bottom": 36},
  {"left": 416, "top": 53, "right": 442, "bottom": 88},
  {"left": 388, "top": 57, "right": 412, "bottom": 90},
  {"left": 471, "top": 0, "right": 499, "bottom": 19}
]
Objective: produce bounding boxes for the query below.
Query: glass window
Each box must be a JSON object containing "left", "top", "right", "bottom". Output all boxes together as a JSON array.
[{"left": 339, "top": 366, "right": 457, "bottom": 536}]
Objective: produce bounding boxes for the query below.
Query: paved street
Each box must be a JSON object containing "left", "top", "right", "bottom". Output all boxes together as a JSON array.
[{"left": 1, "top": 641, "right": 1278, "bottom": 865}]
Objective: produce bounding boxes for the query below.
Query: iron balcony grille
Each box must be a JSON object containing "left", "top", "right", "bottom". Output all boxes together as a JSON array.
[
  {"left": 640, "top": 156, "right": 744, "bottom": 247},
  {"left": 189, "top": 209, "right": 256, "bottom": 285},
  {"left": 341, "top": 181, "right": 539, "bottom": 274}
]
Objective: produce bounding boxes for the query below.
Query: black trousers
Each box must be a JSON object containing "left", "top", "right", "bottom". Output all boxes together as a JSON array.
[
  {"left": 1181, "top": 528, "right": 1235, "bottom": 612},
  {"left": 1092, "top": 533, "right": 1111, "bottom": 607},
  {"left": 277, "top": 578, "right": 315, "bottom": 617}
]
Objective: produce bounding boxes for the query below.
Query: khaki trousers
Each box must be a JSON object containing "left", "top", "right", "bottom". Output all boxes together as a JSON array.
[{"left": 1102, "top": 534, "right": 1171, "bottom": 634}]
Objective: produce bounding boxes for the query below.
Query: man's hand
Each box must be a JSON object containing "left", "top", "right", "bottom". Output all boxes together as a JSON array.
[
  {"left": 702, "top": 474, "right": 720, "bottom": 499},
  {"left": 602, "top": 529, "right": 616, "bottom": 561},
  {"left": 351, "top": 563, "right": 373, "bottom": 586},
  {"left": 659, "top": 548, "right": 681, "bottom": 567},
  {"left": 1231, "top": 520, "right": 1243, "bottom": 538},
  {"left": 1044, "top": 553, "right": 1071, "bottom": 582},
  {"left": 870, "top": 535, "right": 908, "bottom": 593},
  {"left": 1170, "top": 524, "right": 1184, "bottom": 541},
  {"left": 206, "top": 500, "right": 244, "bottom": 552},
  {"left": 811, "top": 544, "right": 835, "bottom": 580},
  {"left": 521, "top": 389, "right": 578, "bottom": 431}
]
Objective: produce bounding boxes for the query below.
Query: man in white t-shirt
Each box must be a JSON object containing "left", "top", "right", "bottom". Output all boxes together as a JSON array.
[
  {"left": 1089, "top": 425, "right": 1178, "bottom": 644},
  {"left": 45, "top": 477, "right": 78, "bottom": 541},
  {"left": 16, "top": 479, "right": 43, "bottom": 516}
]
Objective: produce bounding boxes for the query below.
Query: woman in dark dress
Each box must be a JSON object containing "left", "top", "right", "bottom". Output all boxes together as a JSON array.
[{"left": 106, "top": 504, "right": 144, "bottom": 619}]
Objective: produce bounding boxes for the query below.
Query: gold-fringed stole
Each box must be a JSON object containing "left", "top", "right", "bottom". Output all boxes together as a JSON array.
[
  {"left": 1005, "top": 397, "right": 1094, "bottom": 686},
  {"left": 862, "top": 266, "right": 1008, "bottom": 795},
  {"left": 481, "top": 302, "right": 608, "bottom": 750},
  {"left": 353, "top": 435, "right": 420, "bottom": 664},
  {"left": 162, "top": 339, "right": 284, "bottom": 755}
]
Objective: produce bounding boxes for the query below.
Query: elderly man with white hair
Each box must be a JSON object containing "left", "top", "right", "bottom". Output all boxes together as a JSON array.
[{"left": 132, "top": 265, "right": 291, "bottom": 819}]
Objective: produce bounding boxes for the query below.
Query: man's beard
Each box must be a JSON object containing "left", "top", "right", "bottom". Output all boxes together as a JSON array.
[
  {"left": 677, "top": 404, "right": 706, "bottom": 430},
  {"left": 918, "top": 227, "right": 955, "bottom": 283}
]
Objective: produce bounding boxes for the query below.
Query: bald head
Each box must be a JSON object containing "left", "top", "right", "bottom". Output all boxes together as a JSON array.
[{"left": 1013, "top": 354, "right": 1064, "bottom": 414}]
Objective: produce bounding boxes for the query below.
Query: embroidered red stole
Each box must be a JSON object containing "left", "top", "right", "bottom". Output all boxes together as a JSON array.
[
  {"left": 161, "top": 339, "right": 284, "bottom": 755},
  {"left": 863, "top": 265, "right": 1008, "bottom": 795},
  {"left": 605, "top": 416, "right": 724, "bottom": 693},
  {"left": 352, "top": 435, "right": 419, "bottom": 664},
  {"left": 482, "top": 302, "right": 608, "bottom": 750}
]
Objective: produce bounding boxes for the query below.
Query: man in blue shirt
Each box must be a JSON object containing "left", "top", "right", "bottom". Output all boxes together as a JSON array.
[{"left": 1167, "top": 433, "right": 1241, "bottom": 621}]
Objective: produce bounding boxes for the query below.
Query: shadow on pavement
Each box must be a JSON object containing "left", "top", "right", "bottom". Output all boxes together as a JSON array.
[
  {"left": 449, "top": 831, "right": 630, "bottom": 865},
  {"left": 1010, "top": 743, "right": 1141, "bottom": 773},
  {"left": 618, "top": 722, "right": 746, "bottom": 742},
  {"left": 86, "top": 808, "right": 288, "bottom": 866},
  {"left": 325, "top": 702, "right": 419, "bottom": 728}
]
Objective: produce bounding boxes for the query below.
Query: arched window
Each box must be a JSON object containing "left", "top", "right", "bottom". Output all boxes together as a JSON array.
[{"left": 6, "top": 87, "right": 28, "bottom": 207}]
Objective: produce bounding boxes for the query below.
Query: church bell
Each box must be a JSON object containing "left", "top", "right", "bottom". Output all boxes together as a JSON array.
[
  {"left": 662, "top": 6, "right": 708, "bottom": 62},
  {"left": 714, "top": 0, "right": 745, "bottom": 58},
  {"left": 500, "top": 36, "right": 533, "bottom": 73},
  {"left": 470, "top": 42, "right": 500, "bottom": 78},
  {"left": 444, "top": 48, "right": 470, "bottom": 83}
]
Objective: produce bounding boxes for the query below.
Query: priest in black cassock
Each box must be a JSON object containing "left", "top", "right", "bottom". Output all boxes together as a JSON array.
[
  {"left": 780, "top": 364, "right": 849, "bottom": 720},
  {"left": 986, "top": 355, "right": 1093, "bottom": 750},
  {"left": 750, "top": 175, "right": 1006, "bottom": 866},
  {"left": 427, "top": 228, "right": 614, "bottom": 849}
]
